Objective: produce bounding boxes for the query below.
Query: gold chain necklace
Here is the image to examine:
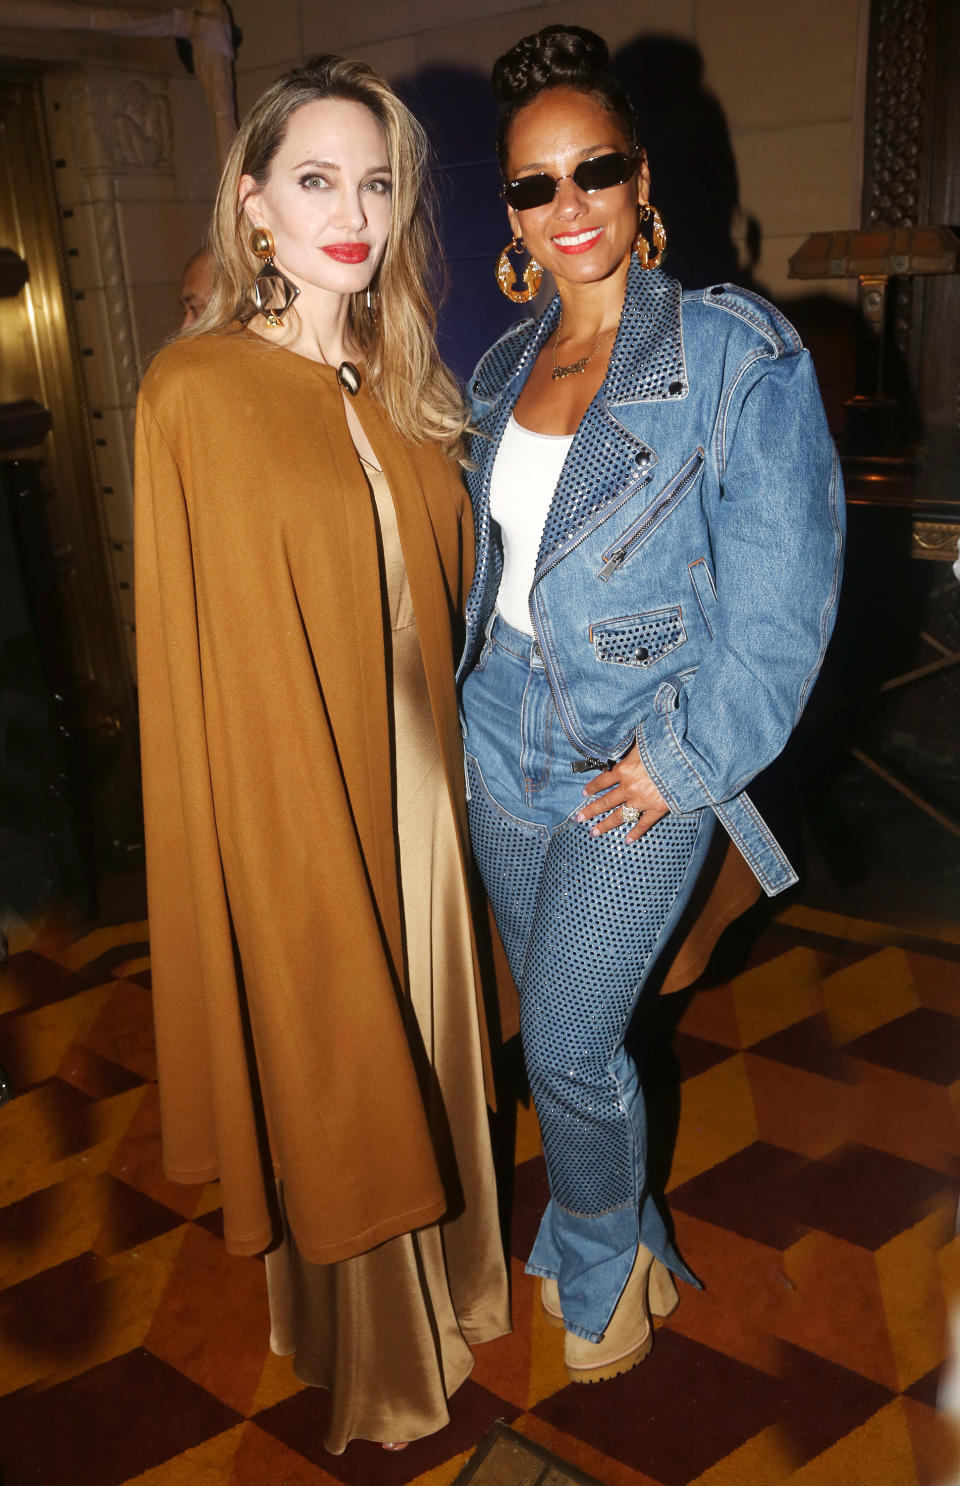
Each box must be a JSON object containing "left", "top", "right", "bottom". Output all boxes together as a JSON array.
[{"left": 551, "top": 309, "right": 618, "bottom": 380}]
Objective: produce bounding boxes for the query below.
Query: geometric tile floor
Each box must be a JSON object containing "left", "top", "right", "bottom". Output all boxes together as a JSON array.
[{"left": 1, "top": 898, "right": 959, "bottom": 1485}]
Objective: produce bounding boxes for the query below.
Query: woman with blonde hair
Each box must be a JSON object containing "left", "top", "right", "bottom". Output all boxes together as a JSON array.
[{"left": 135, "top": 55, "right": 509, "bottom": 1452}]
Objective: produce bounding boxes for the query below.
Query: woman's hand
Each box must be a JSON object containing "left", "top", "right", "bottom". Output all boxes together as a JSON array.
[{"left": 576, "top": 743, "right": 669, "bottom": 842}]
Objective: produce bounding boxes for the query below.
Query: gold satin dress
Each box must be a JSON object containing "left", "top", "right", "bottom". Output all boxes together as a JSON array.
[{"left": 264, "top": 457, "right": 510, "bottom": 1453}]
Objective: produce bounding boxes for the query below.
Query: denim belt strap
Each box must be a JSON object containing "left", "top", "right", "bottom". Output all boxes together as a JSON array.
[{"left": 712, "top": 791, "right": 798, "bottom": 897}]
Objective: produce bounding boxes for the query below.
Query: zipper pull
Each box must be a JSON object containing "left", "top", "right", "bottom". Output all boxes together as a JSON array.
[{"left": 598, "top": 548, "right": 627, "bottom": 582}]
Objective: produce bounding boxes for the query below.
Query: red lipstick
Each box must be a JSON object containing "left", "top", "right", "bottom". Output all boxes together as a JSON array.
[
  {"left": 322, "top": 242, "right": 370, "bottom": 263},
  {"left": 552, "top": 227, "right": 604, "bottom": 255}
]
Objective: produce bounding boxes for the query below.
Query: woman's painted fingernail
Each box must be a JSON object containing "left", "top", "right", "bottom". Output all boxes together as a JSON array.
[
  {"left": 576, "top": 812, "right": 585, "bottom": 822},
  {"left": 591, "top": 827, "right": 600, "bottom": 837}
]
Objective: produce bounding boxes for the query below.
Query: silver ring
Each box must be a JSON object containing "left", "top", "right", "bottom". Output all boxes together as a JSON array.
[{"left": 621, "top": 805, "right": 642, "bottom": 827}]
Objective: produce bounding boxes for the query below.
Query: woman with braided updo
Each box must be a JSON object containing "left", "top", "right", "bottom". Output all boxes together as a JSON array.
[{"left": 458, "top": 25, "right": 844, "bottom": 1383}]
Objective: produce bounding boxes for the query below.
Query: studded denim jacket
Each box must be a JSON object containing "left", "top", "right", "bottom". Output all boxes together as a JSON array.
[{"left": 457, "top": 261, "right": 845, "bottom": 896}]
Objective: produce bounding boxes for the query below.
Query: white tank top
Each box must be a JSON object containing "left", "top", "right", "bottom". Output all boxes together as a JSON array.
[{"left": 489, "top": 416, "right": 573, "bottom": 635}]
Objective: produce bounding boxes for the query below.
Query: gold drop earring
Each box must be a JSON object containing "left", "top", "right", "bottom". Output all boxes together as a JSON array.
[
  {"left": 249, "top": 226, "right": 300, "bottom": 326},
  {"left": 634, "top": 204, "right": 667, "bottom": 271},
  {"left": 495, "top": 234, "right": 543, "bottom": 303}
]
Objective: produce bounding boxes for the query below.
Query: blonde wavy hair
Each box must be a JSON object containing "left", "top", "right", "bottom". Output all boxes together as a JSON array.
[{"left": 185, "top": 56, "right": 466, "bottom": 454}]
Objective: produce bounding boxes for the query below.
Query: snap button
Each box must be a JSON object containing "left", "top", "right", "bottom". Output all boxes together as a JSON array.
[
  {"left": 635, "top": 646, "right": 649, "bottom": 662},
  {"left": 710, "top": 284, "right": 724, "bottom": 295},
  {"left": 635, "top": 451, "right": 651, "bottom": 467},
  {"left": 472, "top": 379, "right": 480, "bottom": 392},
  {"left": 532, "top": 640, "right": 542, "bottom": 660},
  {"left": 669, "top": 380, "right": 683, "bottom": 395}
]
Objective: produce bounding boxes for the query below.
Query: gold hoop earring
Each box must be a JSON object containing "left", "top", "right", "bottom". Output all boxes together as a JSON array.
[
  {"left": 249, "top": 225, "right": 300, "bottom": 327},
  {"left": 496, "top": 236, "right": 543, "bottom": 303},
  {"left": 635, "top": 205, "right": 667, "bottom": 271}
]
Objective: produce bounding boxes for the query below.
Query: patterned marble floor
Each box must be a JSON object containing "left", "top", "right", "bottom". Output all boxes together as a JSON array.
[{"left": 0, "top": 893, "right": 958, "bottom": 1485}]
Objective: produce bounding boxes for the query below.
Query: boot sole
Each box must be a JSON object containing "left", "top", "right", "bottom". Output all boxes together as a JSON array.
[{"left": 564, "top": 1325, "right": 654, "bottom": 1384}]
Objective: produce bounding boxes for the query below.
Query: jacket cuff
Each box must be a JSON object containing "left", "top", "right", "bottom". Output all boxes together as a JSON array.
[{"left": 636, "top": 702, "right": 714, "bottom": 816}]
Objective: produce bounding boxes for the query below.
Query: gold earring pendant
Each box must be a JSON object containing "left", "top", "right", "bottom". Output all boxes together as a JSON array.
[
  {"left": 249, "top": 224, "right": 300, "bottom": 327},
  {"left": 635, "top": 205, "right": 667, "bottom": 271},
  {"left": 496, "top": 236, "right": 543, "bottom": 303},
  {"left": 250, "top": 226, "right": 274, "bottom": 258}
]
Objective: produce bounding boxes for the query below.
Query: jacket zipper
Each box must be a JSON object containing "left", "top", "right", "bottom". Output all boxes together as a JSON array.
[
  {"left": 524, "top": 458, "right": 660, "bottom": 761},
  {"left": 598, "top": 447, "right": 705, "bottom": 581},
  {"left": 530, "top": 605, "right": 616, "bottom": 761}
]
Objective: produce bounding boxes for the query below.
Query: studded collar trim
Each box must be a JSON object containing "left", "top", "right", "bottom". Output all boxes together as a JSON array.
[{"left": 472, "top": 261, "right": 687, "bottom": 411}]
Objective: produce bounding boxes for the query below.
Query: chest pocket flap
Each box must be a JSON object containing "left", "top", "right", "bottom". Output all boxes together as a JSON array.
[{"left": 590, "top": 606, "right": 687, "bottom": 668}]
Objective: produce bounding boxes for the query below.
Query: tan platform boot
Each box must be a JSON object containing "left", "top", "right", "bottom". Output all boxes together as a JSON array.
[
  {"left": 561, "top": 1246, "right": 676, "bottom": 1384},
  {"left": 540, "top": 1254, "right": 678, "bottom": 1330}
]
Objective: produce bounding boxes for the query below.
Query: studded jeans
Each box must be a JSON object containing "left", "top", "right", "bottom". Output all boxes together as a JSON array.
[{"left": 462, "top": 613, "right": 713, "bottom": 1341}]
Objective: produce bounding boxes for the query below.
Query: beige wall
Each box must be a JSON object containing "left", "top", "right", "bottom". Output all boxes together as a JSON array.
[{"left": 230, "top": 0, "right": 867, "bottom": 309}]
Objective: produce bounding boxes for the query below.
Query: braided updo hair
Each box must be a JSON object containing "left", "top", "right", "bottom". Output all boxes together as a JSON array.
[{"left": 491, "top": 25, "right": 638, "bottom": 171}]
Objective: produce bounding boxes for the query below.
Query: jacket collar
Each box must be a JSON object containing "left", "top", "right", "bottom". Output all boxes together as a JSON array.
[
  {"left": 471, "top": 301, "right": 556, "bottom": 413},
  {"left": 473, "top": 260, "right": 687, "bottom": 412},
  {"left": 468, "top": 263, "right": 690, "bottom": 579},
  {"left": 605, "top": 260, "right": 687, "bottom": 407}
]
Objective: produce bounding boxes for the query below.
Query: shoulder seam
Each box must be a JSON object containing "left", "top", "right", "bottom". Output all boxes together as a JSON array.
[
  {"left": 694, "top": 284, "right": 803, "bottom": 358},
  {"left": 716, "top": 349, "right": 769, "bottom": 475}
]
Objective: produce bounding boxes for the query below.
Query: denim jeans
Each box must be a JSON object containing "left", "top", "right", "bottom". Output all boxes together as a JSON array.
[{"left": 462, "top": 613, "right": 713, "bottom": 1341}]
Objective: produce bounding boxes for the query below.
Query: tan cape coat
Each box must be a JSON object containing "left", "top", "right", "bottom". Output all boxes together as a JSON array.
[{"left": 135, "top": 329, "right": 487, "bottom": 1264}]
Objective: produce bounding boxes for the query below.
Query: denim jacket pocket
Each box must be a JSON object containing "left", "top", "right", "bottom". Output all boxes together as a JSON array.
[
  {"left": 597, "top": 447, "right": 705, "bottom": 581},
  {"left": 590, "top": 606, "right": 687, "bottom": 669},
  {"left": 688, "top": 557, "right": 718, "bottom": 637}
]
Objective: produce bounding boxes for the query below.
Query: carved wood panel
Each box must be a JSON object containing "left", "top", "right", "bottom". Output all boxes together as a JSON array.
[{"left": 861, "top": 0, "right": 960, "bottom": 489}]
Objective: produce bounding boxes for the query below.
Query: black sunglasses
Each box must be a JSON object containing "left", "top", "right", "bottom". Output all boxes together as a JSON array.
[{"left": 501, "top": 151, "right": 638, "bottom": 212}]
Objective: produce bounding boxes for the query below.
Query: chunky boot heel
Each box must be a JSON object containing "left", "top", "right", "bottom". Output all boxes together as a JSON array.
[
  {"left": 544, "top": 1255, "right": 679, "bottom": 1339},
  {"left": 563, "top": 1246, "right": 657, "bottom": 1384},
  {"left": 648, "top": 1257, "right": 679, "bottom": 1319}
]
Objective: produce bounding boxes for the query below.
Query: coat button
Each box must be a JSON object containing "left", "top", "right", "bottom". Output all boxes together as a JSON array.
[
  {"left": 635, "top": 646, "right": 649, "bottom": 662},
  {"left": 669, "top": 380, "right": 683, "bottom": 395}
]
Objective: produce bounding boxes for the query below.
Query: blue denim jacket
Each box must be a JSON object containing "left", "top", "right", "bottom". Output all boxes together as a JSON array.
[{"left": 457, "top": 260, "right": 845, "bottom": 896}]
